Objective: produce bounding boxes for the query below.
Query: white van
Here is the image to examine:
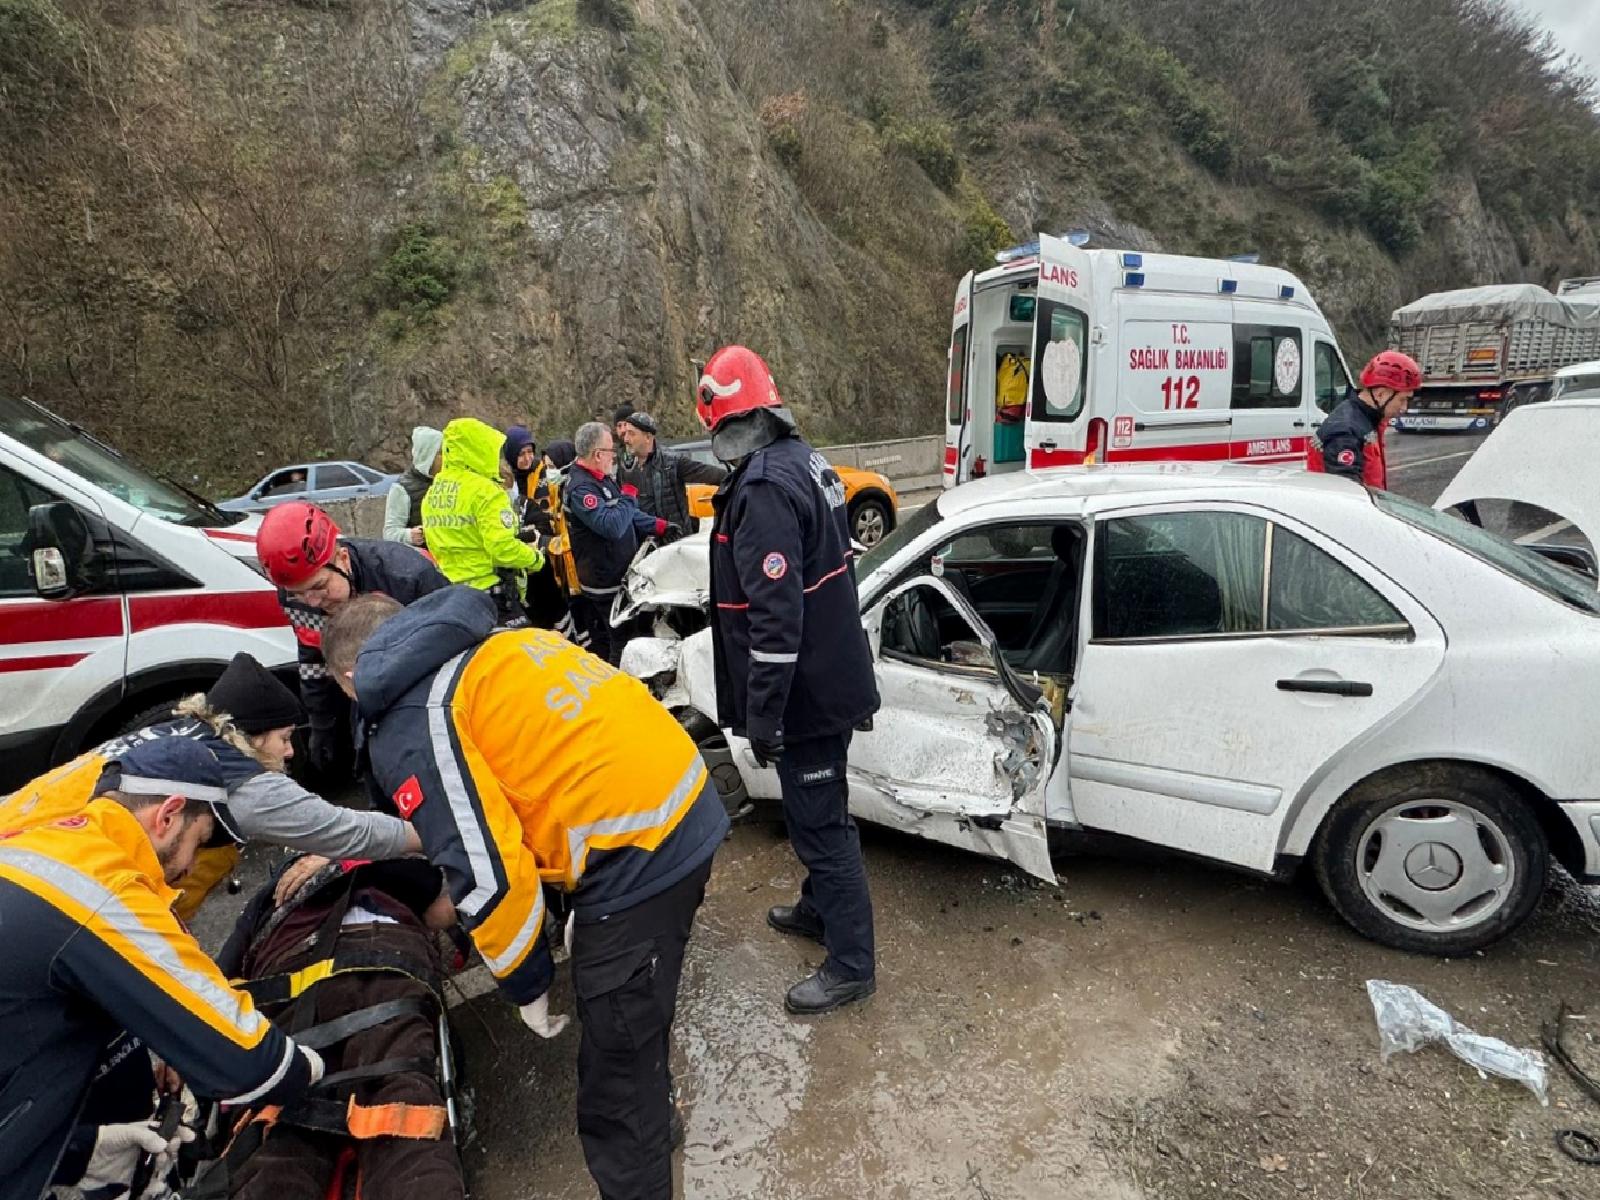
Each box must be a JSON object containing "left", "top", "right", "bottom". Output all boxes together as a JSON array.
[
  {"left": 0, "top": 396, "right": 294, "bottom": 791},
  {"left": 944, "top": 234, "right": 1356, "bottom": 486}
]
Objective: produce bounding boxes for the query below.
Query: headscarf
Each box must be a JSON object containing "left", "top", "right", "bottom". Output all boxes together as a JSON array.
[{"left": 502, "top": 424, "right": 537, "bottom": 499}]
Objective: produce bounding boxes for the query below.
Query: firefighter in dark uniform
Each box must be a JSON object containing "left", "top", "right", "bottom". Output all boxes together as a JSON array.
[
  {"left": 697, "top": 344, "right": 881, "bottom": 1015},
  {"left": 1307, "top": 349, "right": 1421, "bottom": 488},
  {"left": 564, "top": 421, "right": 679, "bottom": 665}
]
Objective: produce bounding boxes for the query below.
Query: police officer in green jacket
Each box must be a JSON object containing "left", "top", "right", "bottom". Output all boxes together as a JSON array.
[{"left": 422, "top": 417, "right": 546, "bottom": 627}]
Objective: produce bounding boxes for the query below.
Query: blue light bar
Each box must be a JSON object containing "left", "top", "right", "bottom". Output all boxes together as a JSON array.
[
  {"left": 1280, "top": 285, "right": 1296, "bottom": 299},
  {"left": 1227, "top": 252, "right": 1260, "bottom": 264},
  {"left": 994, "top": 240, "right": 1040, "bottom": 264},
  {"left": 1219, "top": 279, "right": 1238, "bottom": 294},
  {"left": 1121, "top": 252, "right": 1143, "bottom": 269},
  {"left": 1124, "top": 272, "right": 1145, "bottom": 288}
]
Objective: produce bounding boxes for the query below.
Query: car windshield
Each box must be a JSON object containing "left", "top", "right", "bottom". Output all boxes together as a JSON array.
[
  {"left": 857, "top": 496, "right": 942, "bottom": 587},
  {"left": 1376, "top": 491, "right": 1600, "bottom": 614},
  {"left": 0, "top": 395, "right": 236, "bottom": 528}
]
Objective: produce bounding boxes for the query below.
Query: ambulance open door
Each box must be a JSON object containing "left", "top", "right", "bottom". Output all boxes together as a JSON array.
[
  {"left": 944, "top": 271, "right": 975, "bottom": 488},
  {"left": 1025, "top": 235, "right": 1096, "bottom": 469}
]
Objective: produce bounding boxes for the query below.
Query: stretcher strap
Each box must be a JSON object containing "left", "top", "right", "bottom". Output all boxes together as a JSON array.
[
  {"left": 344, "top": 1096, "right": 448, "bottom": 1141},
  {"left": 240, "top": 948, "right": 440, "bottom": 1007},
  {"left": 294, "top": 996, "right": 435, "bottom": 1051},
  {"left": 314, "top": 1055, "right": 438, "bottom": 1091}
]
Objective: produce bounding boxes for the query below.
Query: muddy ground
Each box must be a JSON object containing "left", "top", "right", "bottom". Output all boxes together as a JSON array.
[{"left": 201, "top": 429, "right": 1600, "bottom": 1198}]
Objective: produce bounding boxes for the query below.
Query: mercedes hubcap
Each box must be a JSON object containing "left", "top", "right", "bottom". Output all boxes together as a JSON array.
[{"left": 1356, "top": 800, "right": 1515, "bottom": 932}]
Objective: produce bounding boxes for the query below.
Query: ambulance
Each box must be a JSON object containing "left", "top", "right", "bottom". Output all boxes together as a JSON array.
[
  {"left": 944, "top": 234, "right": 1356, "bottom": 485},
  {"left": 0, "top": 395, "right": 294, "bottom": 791}
]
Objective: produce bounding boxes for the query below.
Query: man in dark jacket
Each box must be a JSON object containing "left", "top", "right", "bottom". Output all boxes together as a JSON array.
[
  {"left": 1306, "top": 350, "right": 1421, "bottom": 489},
  {"left": 697, "top": 344, "right": 881, "bottom": 1015},
  {"left": 564, "top": 421, "right": 679, "bottom": 665},
  {"left": 617, "top": 411, "right": 726, "bottom": 540},
  {"left": 257, "top": 501, "right": 448, "bottom": 778}
]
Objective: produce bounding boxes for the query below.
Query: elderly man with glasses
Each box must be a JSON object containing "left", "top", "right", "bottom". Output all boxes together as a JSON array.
[{"left": 563, "top": 421, "right": 679, "bottom": 664}]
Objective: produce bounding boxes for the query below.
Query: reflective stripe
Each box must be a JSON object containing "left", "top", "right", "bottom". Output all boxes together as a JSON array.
[
  {"left": 581, "top": 584, "right": 621, "bottom": 597},
  {"left": 117, "top": 775, "right": 229, "bottom": 805},
  {"left": 426, "top": 651, "right": 500, "bottom": 919},
  {"left": 481, "top": 886, "right": 545, "bottom": 979},
  {"left": 566, "top": 757, "right": 707, "bottom": 878},
  {"left": 222, "top": 1041, "right": 298, "bottom": 1107},
  {"left": 802, "top": 561, "right": 850, "bottom": 594},
  {"left": 750, "top": 649, "right": 798, "bottom": 664},
  {"left": 0, "top": 846, "right": 265, "bottom": 1039}
]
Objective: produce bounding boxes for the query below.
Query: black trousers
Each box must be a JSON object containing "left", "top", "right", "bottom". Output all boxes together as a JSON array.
[
  {"left": 572, "top": 856, "right": 713, "bottom": 1200},
  {"left": 775, "top": 731, "right": 876, "bottom": 981},
  {"left": 571, "top": 592, "right": 623, "bottom": 665}
]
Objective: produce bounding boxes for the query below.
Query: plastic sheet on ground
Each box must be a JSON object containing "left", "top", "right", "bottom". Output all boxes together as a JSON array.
[{"left": 1366, "top": 979, "right": 1548, "bottom": 1105}]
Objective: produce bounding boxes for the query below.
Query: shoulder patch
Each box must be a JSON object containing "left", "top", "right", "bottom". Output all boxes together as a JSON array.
[
  {"left": 762, "top": 552, "right": 788, "bottom": 580},
  {"left": 392, "top": 775, "right": 425, "bottom": 818},
  {"left": 1336, "top": 448, "right": 1357, "bottom": 467},
  {"left": 500, "top": 508, "right": 516, "bottom": 529},
  {"left": 583, "top": 492, "right": 599, "bottom": 510}
]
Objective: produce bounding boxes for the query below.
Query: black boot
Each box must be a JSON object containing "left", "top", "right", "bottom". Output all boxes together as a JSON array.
[
  {"left": 785, "top": 965, "right": 876, "bottom": 1015},
  {"left": 766, "top": 904, "right": 825, "bottom": 944}
]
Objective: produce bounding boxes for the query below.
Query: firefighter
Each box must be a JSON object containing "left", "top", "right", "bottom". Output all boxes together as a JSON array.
[
  {"left": 696, "top": 345, "right": 881, "bottom": 1015},
  {"left": 1306, "top": 349, "right": 1421, "bottom": 489},
  {"left": 423, "top": 417, "right": 548, "bottom": 629},
  {"left": 258, "top": 500, "right": 447, "bottom": 781},
  {"left": 0, "top": 738, "right": 321, "bottom": 1200},
  {"left": 321, "top": 587, "right": 728, "bottom": 1200},
  {"left": 565, "top": 421, "right": 679, "bottom": 665},
  {"left": 617, "top": 410, "right": 727, "bottom": 541}
]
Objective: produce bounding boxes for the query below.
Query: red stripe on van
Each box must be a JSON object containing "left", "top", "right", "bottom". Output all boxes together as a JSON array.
[
  {"left": 202, "top": 528, "right": 257, "bottom": 544},
  {"left": 0, "top": 653, "right": 88, "bottom": 673},
  {"left": 0, "top": 597, "right": 125, "bottom": 645},
  {"left": 1031, "top": 436, "right": 1308, "bottom": 470},
  {"left": 128, "top": 591, "right": 288, "bottom": 633}
]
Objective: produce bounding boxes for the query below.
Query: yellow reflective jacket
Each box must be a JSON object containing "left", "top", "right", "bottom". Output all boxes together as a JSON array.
[
  {"left": 0, "top": 757, "right": 312, "bottom": 1197},
  {"left": 353, "top": 586, "right": 729, "bottom": 1004},
  {"left": 422, "top": 418, "right": 545, "bottom": 591}
]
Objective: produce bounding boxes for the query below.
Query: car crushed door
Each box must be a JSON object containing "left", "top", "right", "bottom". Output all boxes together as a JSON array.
[{"left": 847, "top": 575, "right": 1059, "bottom": 881}]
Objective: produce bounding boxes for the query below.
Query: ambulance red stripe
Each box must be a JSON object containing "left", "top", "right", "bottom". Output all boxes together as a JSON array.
[
  {"left": 1029, "top": 436, "right": 1308, "bottom": 470},
  {"left": 128, "top": 591, "right": 287, "bottom": 633},
  {"left": 0, "top": 653, "right": 89, "bottom": 673},
  {"left": 0, "top": 597, "right": 124, "bottom": 644},
  {"left": 202, "top": 528, "right": 258, "bottom": 544}
]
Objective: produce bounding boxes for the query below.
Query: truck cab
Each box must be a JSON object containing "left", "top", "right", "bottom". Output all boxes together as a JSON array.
[
  {"left": 944, "top": 235, "right": 1352, "bottom": 487},
  {"left": 0, "top": 396, "right": 294, "bottom": 790}
]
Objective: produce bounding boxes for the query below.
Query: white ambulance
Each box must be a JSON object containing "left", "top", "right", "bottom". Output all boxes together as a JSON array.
[
  {"left": 0, "top": 395, "right": 294, "bottom": 791},
  {"left": 944, "top": 234, "right": 1356, "bottom": 485}
]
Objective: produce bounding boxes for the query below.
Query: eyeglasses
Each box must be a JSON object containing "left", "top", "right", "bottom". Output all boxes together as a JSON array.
[{"left": 595, "top": 446, "right": 617, "bottom": 458}]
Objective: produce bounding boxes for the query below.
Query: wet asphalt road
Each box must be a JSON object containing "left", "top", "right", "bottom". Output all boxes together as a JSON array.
[{"left": 199, "top": 428, "right": 1600, "bottom": 1200}]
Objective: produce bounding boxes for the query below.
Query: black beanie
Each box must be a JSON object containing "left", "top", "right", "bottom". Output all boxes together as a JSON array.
[{"left": 207, "top": 653, "right": 305, "bottom": 734}]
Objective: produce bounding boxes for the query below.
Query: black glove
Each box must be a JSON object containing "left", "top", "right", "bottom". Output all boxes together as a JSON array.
[
  {"left": 749, "top": 733, "right": 784, "bottom": 769},
  {"left": 517, "top": 525, "right": 545, "bottom": 548},
  {"left": 307, "top": 728, "right": 340, "bottom": 777},
  {"left": 661, "top": 522, "right": 683, "bottom": 540}
]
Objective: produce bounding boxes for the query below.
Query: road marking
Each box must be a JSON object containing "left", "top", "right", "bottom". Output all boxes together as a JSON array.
[
  {"left": 1389, "top": 449, "right": 1476, "bottom": 473},
  {"left": 1516, "top": 518, "right": 1572, "bottom": 544}
]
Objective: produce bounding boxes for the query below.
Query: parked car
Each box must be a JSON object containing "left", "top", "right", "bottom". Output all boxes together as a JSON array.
[
  {"left": 218, "top": 461, "right": 398, "bottom": 514},
  {"left": 671, "top": 438, "right": 899, "bottom": 547},
  {"left": 619, "top": 403, "right": 1600, "bottom": 955}
]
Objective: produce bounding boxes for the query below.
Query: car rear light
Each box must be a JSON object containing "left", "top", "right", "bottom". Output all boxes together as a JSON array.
[
  {"left": 1477, "top": 389, "right": 1503, "bottom": 402},
  {"left": 1084, "top": 418, "right": 1108, "bottom": 464}
]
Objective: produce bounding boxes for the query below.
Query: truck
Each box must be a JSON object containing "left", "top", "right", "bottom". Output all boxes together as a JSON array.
[{"left": 1389, "top": 277, "right": 1600, "bottom": 432}]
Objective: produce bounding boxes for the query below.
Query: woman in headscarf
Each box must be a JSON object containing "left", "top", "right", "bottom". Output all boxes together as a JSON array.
[{"left": 503, "top": 424, "right": 572, "bottom": 631}]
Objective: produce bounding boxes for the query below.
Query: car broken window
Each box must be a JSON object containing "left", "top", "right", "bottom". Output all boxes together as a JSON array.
[
  {"left": 1268, "top": 527, "right": 1406, "bottom": 632},
  {"left": 1093, "top": 511, "right": 1266, "bottom": 640},
  {"left": 880, "top": 583, "right": 994, "bottom": 672}
]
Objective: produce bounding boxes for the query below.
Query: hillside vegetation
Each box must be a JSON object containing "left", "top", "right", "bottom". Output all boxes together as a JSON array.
[{"left": 0, "top": 0, "right": 1595, "bottom": 491}]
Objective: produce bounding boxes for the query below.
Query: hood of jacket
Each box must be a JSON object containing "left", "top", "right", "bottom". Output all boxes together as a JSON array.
[
  {"left": 439, "top": 418, "right": 506, "bottom": 483},
  {"left": 410, "top": 425, "right": 444, "bottom": 476},
  {"left": 353, "top": 585, "right": 497, "bottom": 719}
]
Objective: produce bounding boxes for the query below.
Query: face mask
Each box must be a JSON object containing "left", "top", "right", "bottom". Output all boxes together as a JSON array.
[{"left": 546, "top": 466, "right": 566, "bottom": 486}]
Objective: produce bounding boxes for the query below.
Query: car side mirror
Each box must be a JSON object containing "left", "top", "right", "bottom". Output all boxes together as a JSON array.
[
  {"left": 27, "top": 501, "right": 94, "bottom": 601},
  {"left": 1528, "top": 542, "right": 1598, "bottom": 580}
]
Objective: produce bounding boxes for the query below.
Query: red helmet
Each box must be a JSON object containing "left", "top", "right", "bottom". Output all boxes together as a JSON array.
[
  {"left": 257, "top": 501, "right": 341, "bottom": 589},
  {"left": 1360, "top": 350, "right": 1422, "bottom": 394},
  {"left": 696, "top": 345, "right": 783, "bottom": 431}
]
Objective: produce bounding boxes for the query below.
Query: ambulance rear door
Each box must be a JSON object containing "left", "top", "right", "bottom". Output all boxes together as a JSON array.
[
  {"left": 1025, "top": 235, "right": 1096, "bottom": 468},
  {"left": 944, "top": 271, "right": 975, "bottom": 487},
  {"left": 1110, "top": 276, "right": 1237, "bottom": 463}
]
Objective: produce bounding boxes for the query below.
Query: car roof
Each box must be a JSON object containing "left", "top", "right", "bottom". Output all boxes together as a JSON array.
[
  {"left": 1555, "top": 360, "right": 1600, "bottom": 378},
  {"left": 933, "top": 463, "right": 1366, "bottom": 519}
]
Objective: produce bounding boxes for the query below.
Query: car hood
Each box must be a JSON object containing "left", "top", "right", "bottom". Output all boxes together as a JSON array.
[{"left": 1434, "top": 400, "right": 1600, "bottom": 551}]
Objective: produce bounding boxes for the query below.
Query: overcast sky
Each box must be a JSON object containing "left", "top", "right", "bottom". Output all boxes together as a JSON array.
[{"left": 1513, "top": 0, "right": 1600, "bottom": 82}]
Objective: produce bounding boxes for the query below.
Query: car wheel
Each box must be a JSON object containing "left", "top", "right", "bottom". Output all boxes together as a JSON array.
[
  {"left": 116, "top": 698, "right": 185, "bottom": 736},
  {"left": 1313, "top": 765, "right": 1547, "bottom": 955},
  {"left": 850, "top": 497, "right": 890, "bottom": 548}
]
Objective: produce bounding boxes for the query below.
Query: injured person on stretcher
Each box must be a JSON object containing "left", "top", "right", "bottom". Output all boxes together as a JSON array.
[{"left": 198, "top": 855, "right": 465, "bottom": 1200}]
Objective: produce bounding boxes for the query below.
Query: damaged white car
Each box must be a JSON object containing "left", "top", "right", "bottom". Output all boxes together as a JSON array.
[{"left": 619, "top": 403, "right": 1600, "bottom": 954}]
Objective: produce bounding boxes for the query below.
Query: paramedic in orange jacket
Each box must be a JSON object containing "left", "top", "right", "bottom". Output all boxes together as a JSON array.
[
  {"left": 322, "top": 586, "right": 728, "bottom": 1200},
  {"left": 0, "top": 737, "right": 321, "bottom": 1200}
]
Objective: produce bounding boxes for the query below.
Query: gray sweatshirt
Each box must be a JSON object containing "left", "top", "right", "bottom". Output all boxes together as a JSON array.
[{"left": 228, "top": 771, "right": 410, "bottom": 860}]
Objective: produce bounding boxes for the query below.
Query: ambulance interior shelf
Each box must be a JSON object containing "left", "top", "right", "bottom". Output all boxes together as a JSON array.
[{"left": 880, "top": 521, "right": 1084, "bottom": 680}]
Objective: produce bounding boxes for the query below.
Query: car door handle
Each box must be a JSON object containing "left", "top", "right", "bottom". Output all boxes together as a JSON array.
[
  {"left": 1277, "top": 678, "right": 1373, "bottom": 697},
  {"left": 1293, "top": 420, "right": 1307, "bottom": 428},
  {"left": 1037, "top": 439, "right": 1058, "bottom": 450}
]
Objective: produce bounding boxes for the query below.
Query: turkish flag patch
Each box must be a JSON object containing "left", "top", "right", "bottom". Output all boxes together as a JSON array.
[
  {"left": 392, "top": 775, "right": 425, "bottom": 817},
  {"left": 1337, "top": 449, "right": 1357, "bottom": 467},
  {"left": 583, "top": 493, "right": 599, "bottom": 510}
]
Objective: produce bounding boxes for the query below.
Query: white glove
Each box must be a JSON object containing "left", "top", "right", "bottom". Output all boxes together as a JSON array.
[
  {"left": 299, "top": 1044, "right": 325, "bottom": 1084},
  {"left": 79, "top": 1119, "right": 195, "bottom": 1199},
  {"left": 519, "top": 993, "right": 572, "bottom": 1039}
]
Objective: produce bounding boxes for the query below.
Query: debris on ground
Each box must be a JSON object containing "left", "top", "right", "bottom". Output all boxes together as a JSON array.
[{"left": 1367, "top": 979, "right": 1549, "bottom": 1104}]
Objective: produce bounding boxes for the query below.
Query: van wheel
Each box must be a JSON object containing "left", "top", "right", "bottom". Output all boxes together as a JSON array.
[
  {"left": 1312, "top": 764, "right": 1546, "bottom": 955},
  {"left": 115, "top": 698, "right": 184, "bottom": 737},
  {"left": 850, "top": 497, "right": 890, "bottom": 548}
]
